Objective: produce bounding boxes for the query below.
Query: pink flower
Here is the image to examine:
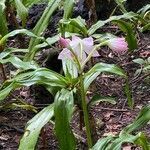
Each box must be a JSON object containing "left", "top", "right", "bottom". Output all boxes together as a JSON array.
[
  {"left": 57, "top": 48, "right": 73, "bottom": 60},
  {"left": 107, "top": 38, "right": 128, "bottom": 55},
  {"left": 59, "top": 37, "right": 71, "bottom": 48},
  {"left": 58, "top": 36, "right": 99, "bottom": 63}
]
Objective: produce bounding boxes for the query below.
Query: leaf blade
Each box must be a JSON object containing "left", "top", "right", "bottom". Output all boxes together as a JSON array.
[
  {"left": 19, "top": 104, "right": 54, "bottom": 150},
  {"left": 54, "top": 89, "right": 76, "bottom": 150}
]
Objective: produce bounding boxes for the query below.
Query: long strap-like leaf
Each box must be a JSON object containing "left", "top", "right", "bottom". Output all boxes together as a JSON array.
[
  {"left": 19, "top": 104, "right": 54, "bottom": 150},
  {"left": 54, "top": 89, "right": 76, "bottom": 150},
  {"left": 26, "top": 0, "right": 61, "bottom": 60}
]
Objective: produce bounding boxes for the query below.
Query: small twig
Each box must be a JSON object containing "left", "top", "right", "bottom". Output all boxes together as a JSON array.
[
  {"left": 118, "top": 99, "right": 127, "bottom": 121},
  {"left": 94, "top": 107, "right": 128, "bottom": 112},
  {"left": 130, "top": 66, "right": 143, "bottom": 82},
  {"left": 0, "top": 64, "right": 7, "bottom": 81},
  {"left": 102, "top": 26, "right": 119, "bottom": 30},
  {"left": 0, "top": 136, "right": 8, "bottom": 141},
  {"left": 5, "top": 93, "right": 38, "bottom": 113},
  {"left": 131, "top": 73, "right": 150, "bottom": 84},
  {"left": 136, "top": 42, "right": 150, "bottom": 52},
  {"left": 0, "top": 123, "right": 24, "bottom": 134},
  {"left": 121, "top": 61, "right": 134, "bottom": 67},
  {"left": 74, "top": 132, "right": 86, "bottom": 144},
  {"left": 10, "top": 93, "right": 27, "bottom": 104}
]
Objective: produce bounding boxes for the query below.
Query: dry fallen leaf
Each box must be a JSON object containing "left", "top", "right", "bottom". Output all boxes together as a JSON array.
[
  {"left": 102, "top": 131, "right": 118, "bottom": 137},
  {"left": 103, "top": 111, "right": 114, "bottom": 121}
]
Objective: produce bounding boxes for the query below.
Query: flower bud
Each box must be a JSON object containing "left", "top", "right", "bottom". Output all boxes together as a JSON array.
[
  {"left": 59, "top": 37, "right": 70, "bottom": 48},
  {"left": 107, "top": 38, "right": 128, "bottom": 55}
]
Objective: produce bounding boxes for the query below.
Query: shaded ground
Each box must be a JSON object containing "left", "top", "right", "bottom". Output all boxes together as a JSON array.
[{"left": 0, "top": 3, "right": 150, "bottom": 150}]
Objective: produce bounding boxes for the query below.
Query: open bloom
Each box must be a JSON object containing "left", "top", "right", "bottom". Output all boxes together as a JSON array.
[
  {"left": 58, "top": 36, "right": 99, "bottom": 64},
  {"left": 107, "top": 38, "right": 128, "bottom": 55}
]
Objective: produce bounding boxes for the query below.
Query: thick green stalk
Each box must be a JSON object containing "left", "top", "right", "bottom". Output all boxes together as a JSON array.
[
  {"left": 66, "top": 44, "right": 93, "bottom": 147},
  {"left": 79, "top": 73, "right": 93, "bottom": 148},
  {"left": 0, "top": 40, "right": 7, "bottom": 81}
]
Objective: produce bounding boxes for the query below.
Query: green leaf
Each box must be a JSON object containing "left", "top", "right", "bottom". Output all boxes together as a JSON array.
[
  {"left": 124, "top": 79, "right": 133, "bottom": 108},
  {"left": 0, "top": 4, "right": 8, "bottom": 36},
  {"left": 133, "top": 58, "right": 146, "bottom": 65},
  {"left": 122, "top": 105, "right": 150, "bottom": 133},
  {"left": 0, "top": 68, "right": 68, "bottom": 101},
  {"left": 60, "top": 16, "right": 88, "bottom": 36},
  {"left": 19, "top": 104, "right": 54, "bottom": 150},
  {"left": 14, "top": 0, "right": 28, "bottom": 27},
  {"left": 93, "top": 132, "right": 150, "bottom": 150},
  {"left": 92, "top": 106, "right": 150, "bottom": 150},
  {"left": 0, "top": 82, "right": 14, "bottom": 101},
  {"left": 110, "top": 105, "right": 150, "bottom": 149},
  {"left": 22, "top": 0, "right": 47, "bottom": 7},
  {"left": 0, "top": 54, "right": 38, "bottom": 70},
  {"left": 92, "top": 33, "right": 116, "bottom": 41},
  {"left": 92, "top": 136, "right": 114, "bottom": 150},
  {"left": 0, "top": 48, "right": 29, "bottom": 57},
  {"left": 108, "top": 132, "right": 149, "bottom": 150},
  {"left": 33, "top": 32, "right": 78, "bottom": 52},
  {"left": 63, "top": 0, "right": 74, "bottom": 19},
  {"left": 88, "top": 12, "right": 136, "bottom": 35},
  {"left": 14, "top": 68, "right": 68, "bottom": 87},
  {"left": 89, "top": 95, "right": 116, "bottom": 106},
  {"left": 54, "top": 89, "right": 76, "bottom": 150},
  {"left": 142, "top": 23, "right": 150, "bottom": 32},
  {"left": 138, "top": 4, "right": 150, "bottom": 17},
  {"left": 84, "top": 63, "right": 126, "bottom": 91},
  {"left": 0, "top": 29, "right": 43, "bottom": 44},
  {"left": 134, "top": 132, "right": 150, "bottom": 150},
  {"left": 113, "top": 20, "right": 137, "bottom": 51},
  {"left": 114, "top": 0, "right": 127, "bottom": 13},
  {"left": 27, "top": 0, "right": 61, "bottom": 60},
  {"left": 32, "top": 34, "right": 60, "bottom": 53},
  {"left": 93, "top": 132, "right": 149, "bottom": 150},
  {"left": 62, "top": 59, "right": 78, "bottom": 79},
  {"left": 0, "top": 0, "right": 6, "bottom": 10}
]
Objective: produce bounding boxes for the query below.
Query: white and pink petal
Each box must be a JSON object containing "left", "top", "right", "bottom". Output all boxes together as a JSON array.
[
  {"left": 107, "top": 38, "right": 128, "bottom": 55},
  {"left": 58, "top": 48, "right": 72, "bottom": 60}
]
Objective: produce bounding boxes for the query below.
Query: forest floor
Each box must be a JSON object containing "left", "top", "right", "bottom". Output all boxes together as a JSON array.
[{"left": 0, "top": 3, "right": 150, "bottom": 150}]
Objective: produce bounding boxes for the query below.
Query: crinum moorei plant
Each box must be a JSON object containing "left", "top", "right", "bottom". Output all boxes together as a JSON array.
[{"left": 58, "top": 35, "right": 128, "bottom": 148}]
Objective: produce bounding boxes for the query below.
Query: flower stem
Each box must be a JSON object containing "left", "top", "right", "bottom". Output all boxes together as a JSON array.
[
  {"left": 79, "top": 73, "right": 93, "bottom": 148},
  {"left": 82, "top": 42, "right": 107, "bottom": 68},
  {"left": 68, "top": 46, "right": 82, "bottom": 71}
]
